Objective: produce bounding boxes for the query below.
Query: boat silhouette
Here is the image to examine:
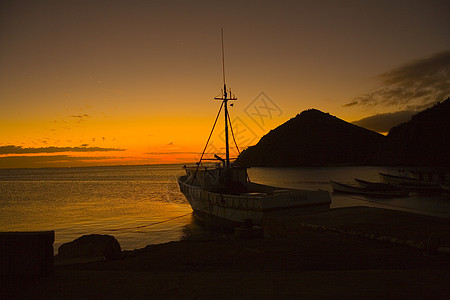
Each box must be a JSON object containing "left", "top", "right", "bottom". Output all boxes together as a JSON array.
[{"left": 177, "top": 30, "right": 331, "bottom": 227}]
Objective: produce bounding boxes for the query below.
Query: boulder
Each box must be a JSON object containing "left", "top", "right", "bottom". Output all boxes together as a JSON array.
[{"left": 57, "top": 234, "right": 122, "bottom": 260}]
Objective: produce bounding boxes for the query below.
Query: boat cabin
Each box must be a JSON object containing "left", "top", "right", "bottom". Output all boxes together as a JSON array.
[{"left": 184, "top": 165, "right": 248, "bottom": 194}]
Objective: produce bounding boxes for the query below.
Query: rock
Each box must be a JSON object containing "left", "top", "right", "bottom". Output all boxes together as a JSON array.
[{"left": 57, "top": 234, "right": 122, "bottom": 260}]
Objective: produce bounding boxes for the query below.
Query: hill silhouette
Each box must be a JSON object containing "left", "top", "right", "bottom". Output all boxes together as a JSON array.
[
  {"left": 235, "top": 109, "right": 386, "bottom": 167},
  {"left": 385, "top": 97, "right": 450, "bottom": 166},
  {"left": 235, "top": 98, "right": 450, "bottom": 167}
]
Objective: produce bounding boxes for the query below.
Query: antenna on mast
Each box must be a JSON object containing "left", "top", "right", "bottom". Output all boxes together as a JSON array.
[
  {"left": 221, "top": 28, "right": 226, "bottom": 88},
  {"left": 214, "top": 28, "right": 237, "bottom": 169}
]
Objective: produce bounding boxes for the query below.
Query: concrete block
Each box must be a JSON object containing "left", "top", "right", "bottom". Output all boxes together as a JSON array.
[{"left": 0, "top": 231, "right": 54, "bottom": 276}]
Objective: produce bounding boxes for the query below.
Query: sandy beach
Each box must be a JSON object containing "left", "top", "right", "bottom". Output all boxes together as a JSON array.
[{"left": 2, "top": 207, "right": 450, "bottom": 299}]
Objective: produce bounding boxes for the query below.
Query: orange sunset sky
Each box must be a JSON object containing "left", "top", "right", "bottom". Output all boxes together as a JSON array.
[{"left": 1, "top": 0, "right": 449, "bottom": 169}]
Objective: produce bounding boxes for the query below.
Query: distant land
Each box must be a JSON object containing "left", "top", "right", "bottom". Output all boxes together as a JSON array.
[{"left": 235, "top": 98, "right": 450, "bottom": 167}]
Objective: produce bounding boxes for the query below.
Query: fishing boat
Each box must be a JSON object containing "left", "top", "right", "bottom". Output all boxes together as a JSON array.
[
  {"left": 330, "top": 180, "right": 408, "bottom": 197},
  {"left": 177, "top": 30, "right": 331, "bottom": 228}
]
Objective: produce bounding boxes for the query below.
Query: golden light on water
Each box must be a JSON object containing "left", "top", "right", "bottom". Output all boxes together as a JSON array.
[{"left": 0, "top": 165, "right": 195, "bottom": 250}]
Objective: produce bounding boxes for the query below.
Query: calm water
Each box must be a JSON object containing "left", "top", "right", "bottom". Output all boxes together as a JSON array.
[
  {"left": 0, "top": 164, "right": 205, "bottom": 251},
  {"left": 248, "top": 166, "right": 450, "bottom": 219},
  {"left": 1, "top": 164, "right": 449, "bottom": 251}
]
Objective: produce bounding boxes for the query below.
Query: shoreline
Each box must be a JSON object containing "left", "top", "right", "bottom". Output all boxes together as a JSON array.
[{"left": 3, "top": 206, "right": 450, "bottom": 298}]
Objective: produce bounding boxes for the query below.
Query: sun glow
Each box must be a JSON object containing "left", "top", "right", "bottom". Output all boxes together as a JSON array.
[{"left": 1, "top": 1, "right": 447, "bottom": 169}]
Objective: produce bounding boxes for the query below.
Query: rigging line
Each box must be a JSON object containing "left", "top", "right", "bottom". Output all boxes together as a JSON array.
[
  {"left": 227, "top": 108, "right": 250, "bottom": 181},
  {"left": 190, "top": 102, "right": 224, "bottom": 184},
  {"left": 102, "top": 212, "right": 192, "bottom": 232},
  {"left": 197, "top": 101, "right": 224, "bottom": 164},
  {"left": 227, "top": 109, "right": 240, "bottom": 155},
  {"left": 340, "top": 193, "right": 450, "bottom": 215}
]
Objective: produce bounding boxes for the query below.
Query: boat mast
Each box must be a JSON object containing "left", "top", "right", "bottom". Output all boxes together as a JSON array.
[{"left": 214, "top": 28, "right": 236, "bottom": 169}]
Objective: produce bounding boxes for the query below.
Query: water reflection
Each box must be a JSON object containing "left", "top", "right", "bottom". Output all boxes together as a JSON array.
[
  {"left": 2, "top": 165, "right": 449, "bottom": 253},
  {"left": 180, "top": 214, "right": 232, "bottom": 241}
]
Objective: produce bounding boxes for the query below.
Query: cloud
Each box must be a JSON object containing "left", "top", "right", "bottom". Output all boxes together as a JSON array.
[
  {"left": 69, "top": 114, "right": 90, "bottom": 119},
  {"left": 342, "top": 101, "right": 359, "bottom": 107},
  {"left": 0, "top": 145, "right": 124, "bottom": 155},
  {"left": 0, "top": 155, "right": 124, "bottom": 169},
  {"left": 69, "top": 114, "right": 90, "bottom": 123},
  {"left": 146, "top": 151, "right": 199, "bottom": 155},
  {"left": 352, "top": 110, "right": 417, "bottom": 133},
  {"left": 347, "top": 50, "right": 450, "bottom": 108}
]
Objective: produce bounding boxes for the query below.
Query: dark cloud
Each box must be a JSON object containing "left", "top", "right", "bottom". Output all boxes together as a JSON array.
[
  {"left": 69, "top": 114, "right": 90, "bottom": 123},
  {"left": 69, "top": 114, "right": 90, "bottom": 118},
  {"left": 0, "top": 145, "right": 124, "bottom": 155},
  {"left": 342, "top": 101, "right": 359, "bottom": 107},
  {"left": 146, "top": 151, "right": 199, "bottom": 155},
  {"left": 348, "top": 51, "right": 450, "bottom": 108},
  {"left": 404, "top": 101, "right": 441, "bottom": 112},
  {"left": 0, "top": 155, "right": 122, "bottom": 169},
  {"left": 352, "top": 110, "right": 417, "bottom": 133}
]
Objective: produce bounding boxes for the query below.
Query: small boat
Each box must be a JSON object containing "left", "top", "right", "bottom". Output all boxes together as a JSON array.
[
  {"left": 177, "top": 30, "right": 331, "bottom": 228},
  {"left": 330, "top": 180, "right": 408, "bottom": 197},
  {"left": 405, "top": 169, "right": 450, "bottom": 183},
  {"left": 440, "top": 183, "right": 450, "bottom": 192},
  {"left": 379, "top": 172, "right": 441, "bottom": 192},
  {"left": 354, "top": 178, "right": 409, "bottom": 197},
  {"left": 355, "top": 178, "right": 394, "bottom": 189}
]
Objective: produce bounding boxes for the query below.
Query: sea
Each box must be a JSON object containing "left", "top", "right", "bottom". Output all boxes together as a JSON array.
[{"left": 1, "top": 164, "right": 449, "bottom": 252}]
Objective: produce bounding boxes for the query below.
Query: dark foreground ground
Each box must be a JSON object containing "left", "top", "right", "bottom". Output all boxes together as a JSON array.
[{"left": 2, "top": 207, "right": 450, "bottom": 299}]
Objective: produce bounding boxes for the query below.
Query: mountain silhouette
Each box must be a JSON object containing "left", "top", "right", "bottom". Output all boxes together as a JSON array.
[
  {"left": 385, "top": 97, "right": 450, "bottom": 166},
  {"left": 235, "top": 109, "right": 385, "bottom": 167},
  {"left": 235, "top": 98, "right": 450, "bottom": 167}
]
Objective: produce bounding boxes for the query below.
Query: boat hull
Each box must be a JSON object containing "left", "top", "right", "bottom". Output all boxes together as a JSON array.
[
  {"left": 353, "top": 178, "right": 409, "bottom": 197},
  {"left": 177, "top": 175, "right": 331, "bottom": 228},
  {"left": 440, "top": 183, "right": 450, "bottom": 192},
  {"left": 379, "top": 173, "right": 441, "bottom": 192},
  {"left": 330, "top": 180, "right": 408, "bottom": 197}
]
